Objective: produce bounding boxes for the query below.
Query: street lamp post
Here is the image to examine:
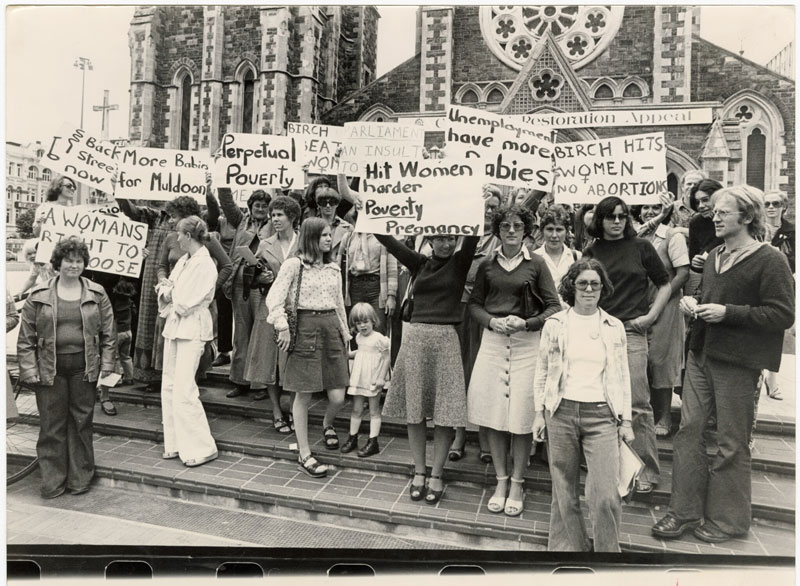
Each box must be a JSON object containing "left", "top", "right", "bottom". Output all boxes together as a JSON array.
[{"left": 73, "top": 57, "right": 93, "bottom": 128}]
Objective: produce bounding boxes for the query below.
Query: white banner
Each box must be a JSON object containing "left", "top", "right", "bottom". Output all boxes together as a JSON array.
[
  {"left": 35, "top": 205, "right": 149, "bottom": 277},
  {"left": 355, "top": 159, "right": 487, "bottom": 237},
  {"left": 517, "top": 107, "right": 714, "bottom": 128},
  {"left": 286, "top": 122, "right": 360, "bottom": 175},
  {"left": 338, "top": 122, "right": 425, "bottom": 177},
  {"left": 552, "top": 132, "right": 668, "bottom": 205},
  {"left": 115, "top": 147, "right": 209, "bottom": 203},
  {"left": 40, "top": 125, "right": 119, "bottom": 192}
]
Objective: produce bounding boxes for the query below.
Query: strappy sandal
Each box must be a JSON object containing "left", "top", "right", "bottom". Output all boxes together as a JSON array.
[
  {"left": 487, "top": 475, "right": 508, "bottom": 513},
  {"left": 448, "top": 440, "right": 467, "bottom": 461},
  {"left": 288, "top": 414, "right": 295, "bottom": 431},
  {"left": 409, "top": 472, "right": 427, "bottom": 501},
  {"left": 297, "top": 453, "right": 327, "bottom": 478},
  {"left": 504, "top": 478, "right": 524, "bottom": 517},
  {"left": 273, "top": 417, "right": 293, "bottom": 434},
  {"left": 425, "top": 474, "right": 445, "bottom": 505},
  {"left": 322, "top": 425, "right": 339, "bottom": 450},
  {"left": 479, "top": 451, "right": 493, "bottom": 464}
]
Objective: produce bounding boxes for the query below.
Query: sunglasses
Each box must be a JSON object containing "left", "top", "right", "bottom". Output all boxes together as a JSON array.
[
  {"left": 606, "top": 213, "right": 628, "bottom": 222},
  {"left": 499, "top": 222, "right": 525, "bottom": 232},
  {"left": 575, "top": 280, "right": 603, "bottom": 291},
  {"left": 317, "top": 197, "right": 340, "bottom": 208},
  {"left": 764, "top": 201, "right": 783, "bottom": 208}
]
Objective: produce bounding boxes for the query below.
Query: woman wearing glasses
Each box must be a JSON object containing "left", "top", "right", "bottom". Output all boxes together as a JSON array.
[
  {"left": 532, "top": 258, "right": 633, "bottom": 551},
  {"left": 32, "top": 176, "right": 77, "bottom": 237},
  {"left": 467, "top": 204, "right": 561, "bottom": 517},
  {"left": 583, "top": 196, "right": 671, "bottom": 494},
  {"left": 313, "top": 187, "right": 352, "bottom": 265}
]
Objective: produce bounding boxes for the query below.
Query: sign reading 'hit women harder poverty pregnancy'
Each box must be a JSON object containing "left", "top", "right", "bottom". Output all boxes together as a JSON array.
[
  {"left": 114, "top": 147, "right": 210, "bottom": 203},
  {"left": 41, "top": 125, "right": 119, "bottom": 193},
  {"left": 552, "top": 132, "right": 668, "bottom": 205},
  {"left": 355, "top": 159, "right": 487, "bottom": 237},
  {"left": 35, "top": 205, "right": 149, "bottom": 277}
]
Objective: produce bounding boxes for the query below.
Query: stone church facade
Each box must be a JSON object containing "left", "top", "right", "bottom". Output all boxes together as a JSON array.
[{"left": 128, "top": 5, "right": 794, "bottom": 200}]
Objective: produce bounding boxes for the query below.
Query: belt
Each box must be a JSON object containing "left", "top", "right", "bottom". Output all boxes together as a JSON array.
[
  {"left": 350, "top": 273, "right": 380, "bottom": 281},
  {"left": 297, "top": 309, "right": 336, "bottom": 315}
]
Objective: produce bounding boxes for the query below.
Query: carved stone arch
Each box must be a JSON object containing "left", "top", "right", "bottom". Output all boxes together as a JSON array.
[
  {"left": 619, "top": 76, "right": 649, "bottom": 98},
  {"left": 232, "top": 59, "right": 259, "bottom": 134},
  {"left": 168, "top": 62, "right": 197, "bottom": 149},
  {"left": 234, "top": 59, "right": 258, "bottom": 81},
  {"left": 482, "top": 82, "right": 507, "bottom": 102},
  {"left": 589, "top": 77, "right": 618, "bottom": 100},
  {"left": 169, "top": 57, "right": 199, "bottom": 85},
  {"left": 359, "top": 103, "right": 395, "bottom": 122},
  {"left": 455, "top": 83, "right": 482, "bottom": 104}
]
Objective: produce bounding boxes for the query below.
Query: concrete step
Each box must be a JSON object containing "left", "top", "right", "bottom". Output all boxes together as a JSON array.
[{"left": 6, "top": 421, "right": 794, "bottom": 556}]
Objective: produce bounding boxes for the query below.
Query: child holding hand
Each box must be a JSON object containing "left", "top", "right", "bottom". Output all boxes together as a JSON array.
[{"left": 341, "top": 303, "right": 390, "bottom": 458}]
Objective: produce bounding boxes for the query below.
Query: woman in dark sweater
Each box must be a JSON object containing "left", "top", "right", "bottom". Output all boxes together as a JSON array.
[
  {"left": 467, "top": 205, "right": 560, "bottom": 516},
  {"left": 374, "top": 232, "right": 479, "bottom": 504},
  {"left": 686, "top": 179, "right": 723, "bottom": 296},
  {"left": 583, "top": 196, "right": 672, "bottom": 494}
]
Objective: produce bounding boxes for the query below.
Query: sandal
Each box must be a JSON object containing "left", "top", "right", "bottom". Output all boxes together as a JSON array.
[
  {"left": 425, "top": 474, "right": 445, "bottom": 505},
  {"left": 479, "top": 451, "right": 493, "bottom": 464},
  {"left": 409, "top": 472, "right": 427, "bottom": 501},
  {"left": 100, "top": 400, "right": 117, "bottom": 416},
  {"left": 655, "top": 422, "right": 670, "bottom": 437},
  {"left": 504, "top": 478, "right": 524, "bottom": 517},
  {"left": 273, "top": 417, "right": 293, "bottom": 435},
  {"left": 288, "top": 414, "right": 295, "bottom": 431},
  {"left": 297, "top": 453, "right": 327, "bottom": 478},
  {"left": 487, "top": 475, "right": 508, "bottom": 513},
  {"left": 322, "top": 425, "right": 339, "bottom": 450},
  {"left": 448, "top": 440, "right": 467, "bottom": 461}
]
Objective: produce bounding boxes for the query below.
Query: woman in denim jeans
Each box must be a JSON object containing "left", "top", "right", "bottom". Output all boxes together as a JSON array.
[
  {"left": 17, "top": 237, "right": 117, "bottom": 498},
  {"left": 533, "top": 258, "right": 634, "bottom": 552}
]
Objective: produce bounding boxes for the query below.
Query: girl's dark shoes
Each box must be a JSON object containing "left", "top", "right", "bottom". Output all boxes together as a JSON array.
[
  {"left": 409, "top": 472, "right": 427, "bottom": 501},
  {"left": 340, "top": 434, "right": 359, "bottom": 453},
  {"left": 425, "top": 474, "right": 445, "bottom": 505},
  {"left": 357, "top": 437, "right": 379, "bottom": 458}
]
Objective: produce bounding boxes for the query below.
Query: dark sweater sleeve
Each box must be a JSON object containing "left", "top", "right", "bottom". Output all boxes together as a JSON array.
[
  {"left": 640, "top": 239, "right": 670, "bottom": 287},
  {"left": 453, "top": 236, "right": 480, "bottom": 276},
  {"left": 525, "top": 258, "right": 562, "bottom": 332},
  {"left": 688, "top": 217, "right": 701, "bottom": 260},
  {"left": 157, "top": 233, "right": 176, "bottom": 282},
  {"left": 467, "top": 258, "right": 493, "bottom": 328},
  {"left": 206, "top": 237, "right": 233, "bottom": 290},
  {"left": 374, "top": 234, "right": 425, "bottom": 275},
  {"left": 206, "top": 190, "right": 221, "bottom": 232},
  {"left": 722, "top": 248, "right": 795, "bottom": 331},
  {"left": 218, "top": 187, "right": 244, "bottom": 229}
]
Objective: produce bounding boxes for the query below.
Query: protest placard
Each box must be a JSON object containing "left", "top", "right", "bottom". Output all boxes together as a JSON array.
[
  {"left": 552, "top": 132, "right": 668, "bottom": 205},
  {"left": 338, "top": 122, "right": 425, "bottom": 177},
  {"left": 35, "top": 205, "right": 149, "bottom": 277},
  {"left": 212, "top": 133, "right": 304, "bottom": 201},
  {"left": 445, "top": 105, "right": 554, "bottom": 190},
  {"left": 355, "top": 159, "right": 487, "bottom": 237},
  {"left": 114, "top": 146, "right": 210, "bottom": 203},
  {"left": 517, "top": 107, "right": 713, "bottom": 129},
  {"left": 287, "top": 122, "right": 360, "bottom": 176},
  {"left": 40, "top": 125, "right": 119, "bottom": 192}
]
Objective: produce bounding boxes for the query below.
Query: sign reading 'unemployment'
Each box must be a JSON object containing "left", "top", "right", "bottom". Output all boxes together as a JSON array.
[
  {"left": 36, "top": 205, "right": 149, "bottom": 277},
  {"left": 42, "top": 125, "right": 118, "bottom": 192},
  {"left": 115, "top": 147, "right": 210, "bottom": 203},
  {"left": 552, "top": 132, "right": 668, "bottom": 205},
  {"left": 355, "top": 159, "right": 487, "bottom": 237}
]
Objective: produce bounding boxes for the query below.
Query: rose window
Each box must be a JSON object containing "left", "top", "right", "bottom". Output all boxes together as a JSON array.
[
  {"left": 480, "top": 6, "right": 624, "bottom": 70},
  {"left": 529, "top": 69, "right": 564, "bottom": 101}
]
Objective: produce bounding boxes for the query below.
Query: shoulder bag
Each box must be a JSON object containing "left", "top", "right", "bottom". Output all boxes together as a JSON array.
[{"left": 274, "top": 263, "right": 304, "bottom": 352}]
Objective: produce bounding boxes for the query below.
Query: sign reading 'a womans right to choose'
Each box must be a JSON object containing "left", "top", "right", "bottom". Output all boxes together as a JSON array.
[
  {"left": 355, "top": 159, "right": 488, "bottom": 237},
  {"left": 552, "top": 132, "right": 668, "bottom": 205},
  {"left": 35, "top": 205, "right": 149, "bottom": 277}
]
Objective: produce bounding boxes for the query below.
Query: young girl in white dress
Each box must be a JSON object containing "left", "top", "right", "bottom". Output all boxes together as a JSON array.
[{"left": 341, "top": 303, "right": 390, "bottom": 458}]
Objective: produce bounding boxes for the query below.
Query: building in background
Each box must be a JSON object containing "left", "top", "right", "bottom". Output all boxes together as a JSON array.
[
  {"left": 5, "top": 141, "right": 52, "bottom": 236},
  {"left": 127, "top": 6, "right": 378, "bottom": 152},
  {"left": 767, "top": 42, "right": 794, "bottom": 81}
]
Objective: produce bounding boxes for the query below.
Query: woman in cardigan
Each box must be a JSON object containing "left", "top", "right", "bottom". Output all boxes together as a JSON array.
[
  {"left": 374, "top": 230, "right": 479, "bottom": 504},
  {"left": 686, "top": 179, "right": 724, "bottom": 297},
  {"left": 468, "top": 204, "right": 561, "bottom": 516}
]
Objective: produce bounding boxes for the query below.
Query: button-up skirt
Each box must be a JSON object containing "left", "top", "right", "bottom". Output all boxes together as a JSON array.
[{"left": 467, "top": 328, "right": 540, "bottom": 434}]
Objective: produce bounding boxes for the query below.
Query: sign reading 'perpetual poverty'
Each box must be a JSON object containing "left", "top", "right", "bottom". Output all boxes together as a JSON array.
[
  {"left": 287, "top": 123, "right": 359, "bottom": 175},
  {"left": 355, "top": 159, "right": 487, "bottom": 237},
  {"left": 35, "top": 205, "right": 149, "bottom": 277},
  {"left": 552, "top": 132, "right": 668, "bottom": 205},
  {"left": 41, "top": 125, "right": 119, "bottom": 192},
  {"left": 338, "top": 122, "right": 425, "bottom": 176},
  {"left": 114, "top": 147, "right": 210, "bottom": 203}
]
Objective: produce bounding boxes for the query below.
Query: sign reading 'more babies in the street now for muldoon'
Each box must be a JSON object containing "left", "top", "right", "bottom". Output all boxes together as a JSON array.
[
  {"left": 114, "top": 147, "right": 210, "bottom": 203},
  {"left": 41, "top": 125, "right": 119, "bottom": 193},
  {"left": 355, "top": 159, "right": 488, "bottom": 237},
  {"left": 552, "top": 132, "right": 669, "bottom": 205}
]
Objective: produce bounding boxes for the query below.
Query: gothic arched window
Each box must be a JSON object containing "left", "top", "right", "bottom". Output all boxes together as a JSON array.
[
  {"left": 242, "top": 69, "right": 255, "bottom": 134},
  {"left": 746, "top": 128, "right": 766, "bottom": 190},
  {"left": 179, "top": 74, "right": 192, "bottom": 150},
  {"left": 594, "top": 84, "right": 614, "bottom": 100},
  {"left": 461, "top": 89, "right": 479, "bottom": 104}
]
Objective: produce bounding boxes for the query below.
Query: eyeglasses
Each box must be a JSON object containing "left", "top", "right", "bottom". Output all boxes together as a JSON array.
[
  {"left": 499, "top": 222, "right": 525, "bottom": 232},
  {"left": 764, "top": 201, "right": 783, "bottom": 208},
  {"left": 712, "top": 209, "right": 742, "bottom": 220},
  {"left": 62, "top": 183, "right": 76, "bottom": 191},
  {"left": 317, "top": 197, "right": 340, "bottom": 208},
  {"left": 606, "top": 213, "right": 628, "bottom": 222},
  {"left": 575, "top": 280, "right": 603, "bottom": 291}
]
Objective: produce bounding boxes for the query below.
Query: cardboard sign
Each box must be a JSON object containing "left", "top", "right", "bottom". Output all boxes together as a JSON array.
[
  {"left": 552, "top": 132, "right": 668, "bottom": 205},
  {"left": 338, "top": 122, "right": 425, "bottom": 177},
  {"left": 213, "top": 133, "right": 303, "bottom": 201},
  {"left": 518, "top": 107, "right": 714, "bottom": 128},
  {"left": 115, "top": 147, "right": 209, "bottom": 203},
  {"left": 41, "top": 125, "right": 119, "bottom": 192},
  {"left": 35, "top": 205, "right": 149, "bottom": 277},
  {"left": 445, "top": 105, "right": 554, "bottom": 190},
  {"left": 354, "top": 159, "right": 487, "bottom": 237},
  {"left": 286, "top": 122, "right": 360, "bottom": 175}
]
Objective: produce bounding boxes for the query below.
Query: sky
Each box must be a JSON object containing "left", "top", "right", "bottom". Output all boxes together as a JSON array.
[{"left": 4, "top": 4, "right": 795, "bottom": 146}]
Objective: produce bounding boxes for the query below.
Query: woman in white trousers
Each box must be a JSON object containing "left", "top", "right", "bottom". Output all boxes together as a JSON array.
[{"left": 158, "top": 215, "right": 218, "bottom": 467}]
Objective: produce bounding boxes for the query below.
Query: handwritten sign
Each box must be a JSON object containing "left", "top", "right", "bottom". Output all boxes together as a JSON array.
[
  {"left": 35, "top": 205, "right": 149, "bottom": 277},
  {"left": 213, "top": 133, "right": 303, "bottom": 201},
  {"left": 338, "top": 122, "right": 425, "bottom": 177},
  {"left": 445, "top": 105, "right": 554, "bottom": 190},
  {"left": 517, "top": 107, "right": 714, "bottom": 128},
  {"left": 40, "top": 125, "right": 119, "bottom": 192},
  {"left": 355, "top": 159, "right": 487, "bottom": 237},
  {"left": 287, "top": 123, "right": 359, "bottom": 175},
  {"left": 552, "top": 132, "right": 668, "bottom": 205},
  {"left": 112, "top": 147, "right": 209, "bottom": 203}
]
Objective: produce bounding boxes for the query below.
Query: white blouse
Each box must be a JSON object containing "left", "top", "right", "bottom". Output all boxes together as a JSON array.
[{"left": 161, "top": 246, "right": 217, "bottom": 342}]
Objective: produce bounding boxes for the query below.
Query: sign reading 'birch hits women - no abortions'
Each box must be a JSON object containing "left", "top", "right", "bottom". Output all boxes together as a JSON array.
[
  {"left": 114, "top": 147, "right": 210, "bottom": 203},
  {"left": 445, "top": 105, "right": 554, "bottom": 191},
  {"left": 287, "top": 122, "right": 360, "bottom": 176},
  {"left": 354, "top": 159, "right": 487, "bottom": 237},
  {"left": 35, "top": 205, "right": 149, "bottom": 277},
  {"left": 552, "top": 132, "right": 668, "bottom": 205},
  {"left": 337, "top": 122, "right": 425, "bottom": 177},
  {"left": 41, "top": 125, "right": 119, "bottom": 193}
]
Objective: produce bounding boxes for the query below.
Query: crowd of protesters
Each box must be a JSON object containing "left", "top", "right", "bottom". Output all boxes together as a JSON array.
[{"left": 12, "top": 165, "right": 795, "bottom": 551}]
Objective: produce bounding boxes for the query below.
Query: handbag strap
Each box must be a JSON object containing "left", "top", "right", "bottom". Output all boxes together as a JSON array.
[{"left": 292, "top": 263, "right": 304, "bottom": 311}]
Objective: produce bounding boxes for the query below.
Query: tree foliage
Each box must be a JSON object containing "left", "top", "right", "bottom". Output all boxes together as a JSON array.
[{"left": 15, "top": 207, "right": 36, "bottom": 238}]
